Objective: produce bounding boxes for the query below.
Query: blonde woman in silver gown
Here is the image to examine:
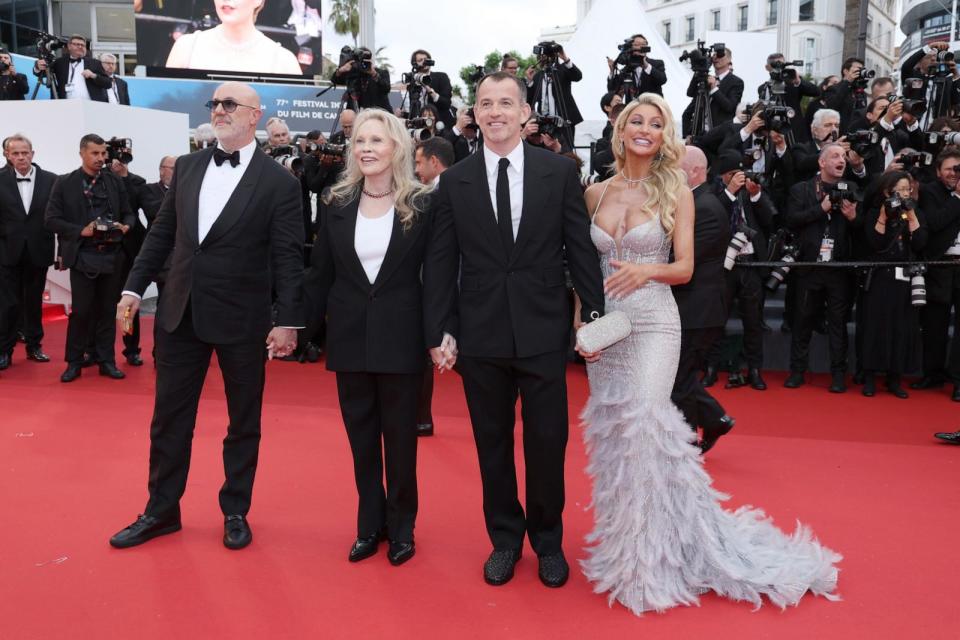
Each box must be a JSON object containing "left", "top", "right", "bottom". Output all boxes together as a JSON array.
[{"left": 578, "top": 94, "right": 841, "bottom": 615}]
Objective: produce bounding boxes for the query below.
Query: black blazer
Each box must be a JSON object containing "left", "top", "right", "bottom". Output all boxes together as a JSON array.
[
  {"left": 672, "top": 183, "right": 730, "bottom": 330},
  {"left": 684, "top": 71, "right": 744, "bottom": 135},
  {"left": 423, "top": 71, "right": 455, "bottom": 128},
  {"left": 607, "top": 58, "right": 667, "bottom": 97},
  {"left": 0, "top": 164, "right": 57, "bottom": 267},
  {"left": 710, "top": 183, "right": 776, "bottom": 261},
  {"left": 137, "top": 181, "right": 169, "bottom": 229},
  {"left": 109, "top": 76, "right": 130, "bottom": 105},
  {"left": 124, "top": 146, "right": 305, "bottom": 343},
  {"left": 44, "top": 169, "right": 135, "bottom": 268},
  {"left": 527, "top": 64, "right": 584, "bottom": 126},
  {"left": 0, "top": 73, "right": 29, "bottom": 100},
  {"left": 332, "top": 67, "right": 392, "bottom": 111},
  {"left": 35, "top": 56, "right": 111, "bottom": 102},
  {"left": 758, "top": 78, "right": 820, "bottom": 142},
  {"left": 305, "top": 195, "right": 432, "bottom": 373},
  {"left": 423, "top": 143, "right": 605, "bottom": 358},
  {"left": 784, "top": 177, "right": 862, "bottom": 263}
]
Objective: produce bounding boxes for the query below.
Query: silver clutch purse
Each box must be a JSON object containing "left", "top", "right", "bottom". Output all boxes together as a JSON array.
[{"left": 576, "top": 310, "right": 631, "bottom": 353}]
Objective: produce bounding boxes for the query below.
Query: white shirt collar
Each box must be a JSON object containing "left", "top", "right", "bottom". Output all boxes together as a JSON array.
[
  {"left": 483, "top": 140, "right": 524, "bottom": 178},
  {"left": 717, "top": 68, "right": 731, "bottom": 82},
  {"left": 215, "top": 139, "right": 258, "bottom": 167},
  {"left": 431, "top": 174, "right": 440, "bottom": 187},
  {"left": 15, "top": 166, "right": 35, "bottom": 179}
]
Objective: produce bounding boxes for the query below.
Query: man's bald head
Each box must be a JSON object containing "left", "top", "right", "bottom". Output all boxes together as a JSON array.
[
  {"left": 681, "top": 145, "right": 708, "bottom": 188},
  {"left": 210, "top": 81, "right": 262, "bottom": 151}
]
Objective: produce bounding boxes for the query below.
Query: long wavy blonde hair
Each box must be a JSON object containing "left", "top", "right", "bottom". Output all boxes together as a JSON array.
[
  {"left": 611, "top": 93, "right": 687, "bottom": 237},
  {"left": 326, "top": 109, "right": 431, "bottom": 229}
]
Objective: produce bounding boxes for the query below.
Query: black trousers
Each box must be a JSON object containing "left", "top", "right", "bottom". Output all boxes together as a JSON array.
[
  {"left": 790, "top": 269, "right": 852, "bottom": 373},
  {"left": 335, "top": 371, "right": 420, "bottom": 542},
  {"left": 417, "top": 360, "right": 434, "bottom": 425},
  {"left": 145, "top": 305, "right": 267, "bottom": 520},
  {"left": 457, "top": 350, "right": 568, "bottom": 556},
  {"left": 0, "top": 253, "right": 47, "bottom": 354},
  {"left": 672, "top": 327, "right": 728, "bottom": 438},
  {"left": 119, "top": 253, "right": 141, "bottom": 358},
  {"left": 707, "top": 265, "right": 765, "bottom": 370},
  {"left": 919, "top": 296, "right": 960, "bottom": 385},
  {"left": 66, "top": 265, "right": 122, "bottom": 365}
]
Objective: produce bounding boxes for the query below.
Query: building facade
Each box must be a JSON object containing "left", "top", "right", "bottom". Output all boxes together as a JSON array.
[{"left": 900, "top": 0, "right": 959, "bottom": 63}]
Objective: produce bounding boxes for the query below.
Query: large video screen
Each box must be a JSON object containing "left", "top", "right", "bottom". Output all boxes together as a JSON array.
[{"left": 134, "top": 0, "right": 322, "bottom": 78}]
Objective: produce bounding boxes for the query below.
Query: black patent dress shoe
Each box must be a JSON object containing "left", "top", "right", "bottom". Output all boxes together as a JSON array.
[
  {"left": 484, "top": 548, "right": 522, "bottom": 586},
  {"left": 349, "top": 529, "right": 386, "bottom": 562},
  {"left": 416, "top": 423, "right": 434, "bottom": 437},
  {"left": 784, "top": 372, "right": 805, "bottom": 388},
  {"left": 888, "top": 385, "right": 909, "bottom": 399},
  {"left": 701, "top": 415, "right": 735, "bottom": 455},
  {"left": 388, "top": 540, "right": 416, "bottom": 566},
  {"left": 538, "top": 552, "right": 569, "bottom": 588},
  {"left": 26, "top": 348, "right": 50, "bottom": 363},
  {"left": 934, "top": 430, "right": 960, "bottom": 444},
  {"left": 725, "top": 372, "right": 746, "bottom": 389},
  {"left": 109, "top": 514, "right": 182, "bottom": 548},
  {"left": 99, "top": 362, "right": 126, "bottom": 379},
  {"left": 223, "top": 515, "right": 252, "bottom": 549},
  {"left": 60, "top": 364, "right": 82, "bottom": 383},
  {"left": 862, "top": 374, "right": 876, "bottom": 397},
  {"left": 829, "top": 372, "right": 847, "bottom": 393},
  {"left": 125, "top": 354, "right": 144, "bottom": 367},
  {"left": 0, "top": 353, "right": 10, "bottom": 370},
  {"left": 701, "top": 366, "right": 718, "bottom": 388},
  {"left": 910, "top": 376, "right": 945, "bottom": 390},
  {"left": 747, "top": 368, "right": 767, "bottom": 390}
]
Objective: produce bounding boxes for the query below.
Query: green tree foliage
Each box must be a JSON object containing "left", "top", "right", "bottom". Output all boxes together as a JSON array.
[
  {"left": 457, "top": 49, "right": 538, "bottom": 104},
  {"left": 329, "top": 0, "right": 360, "bottom": 46}
]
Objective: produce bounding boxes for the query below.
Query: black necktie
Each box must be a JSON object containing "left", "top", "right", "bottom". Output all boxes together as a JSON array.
[
  {"left": 16, "top": 177, "right": 31, "bottom": 183},
  {"left": 213, "top": 148, "right": 240, "bottom": 167},
  {"left": 497, "top": 158, "right": 513, "bottom": 254}
]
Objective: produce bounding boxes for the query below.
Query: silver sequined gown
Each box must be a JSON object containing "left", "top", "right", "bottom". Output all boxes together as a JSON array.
[{"left": 580, "top": 216, "right": 841, "bottom": 616}]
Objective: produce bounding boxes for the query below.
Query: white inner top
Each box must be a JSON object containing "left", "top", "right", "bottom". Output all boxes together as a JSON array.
[{"left": 355, "top": 207, "right": 395, "bottom": 284}]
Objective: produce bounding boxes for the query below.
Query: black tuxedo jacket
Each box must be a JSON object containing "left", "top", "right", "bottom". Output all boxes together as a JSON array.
[
  {"left": 0, "top": 73, "right": 29, "bottom": 100},
  {"left": 423, "top": 143, "right": 604, "bottom": 358},
  {"left": 109, "top": 76, "right": 130, "bottom": 105},
  {"left": 684, "top": 72, "right": 744, "bottom": 135},
  {"left": 607, "top": 58, "right": 667, "bottom": 96},
  {"left": 44, "top": 169, "right": 134, "bottom": 268},
  {"left": 423, "top": 71, "right": 455, "bottom": 128},
  {"left": 332, "top": 68, "right": 392, "bottom": 111},
  {"left": 0, "top": 164, "right": 57, "bottom": 267},
  {"left": 137, "top": 181, "right": 168, "bottom": 229},
  {"left": 305, "top": 194, "right": 432, "bottom": 373},
  {"left": 527, "top": 64, "right": 584, "bottom": 126},
  {"left": 758, "top": 78, "right": 820, "bottom": 142},
  {"left": 124, "top": 147, "right": 304, "bottom": 343},
  {"left": 784, "top": 177, "right": 862, "bottom": 263},
  {"left": 36, "top": 56, "right": 111, "bottom": 101},
  {"left": 710, "top": 183, "right": 776, "bottom": 261},
  {"left": 672, "top": 183, "right": 730, "bottom": 330},
  {"left": 442, "top": 129, "right": 479, "bottom": 164}
]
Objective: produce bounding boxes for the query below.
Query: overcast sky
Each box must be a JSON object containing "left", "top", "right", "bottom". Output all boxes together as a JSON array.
[{"left": 320, "top": 0, "right": 578, "bottom": 90}]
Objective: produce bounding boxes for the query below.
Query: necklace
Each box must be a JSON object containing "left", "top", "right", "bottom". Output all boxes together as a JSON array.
[
  {"left": 362, "top": 187, "right": 394, "bottom": 199},
  {"left": 620, "top": 170, "right": 652, "bottom": 184}
]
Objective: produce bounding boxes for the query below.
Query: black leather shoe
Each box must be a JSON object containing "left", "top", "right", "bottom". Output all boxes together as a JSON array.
[
  {"left": 109, "top": 514, "right": 181, "bottom": 548},
  {"left": 862, "top": 374, "right": 876, "bottom": 397},
  {"left": 934, "top": 430, "right": 960, "bottom": 444},
  {"left": 888, "top": 384, "right": 909, "bottom": 399},
  {"left": 701, "top": 366, "right": 718, "bottom": 388},
  {"left": 0, "top": 353, "right": 10, "bottom": 370},
  {"left": 725, "top": 372, "right": 746, "bottom": 389},
  {"left": 747, "top": 368, "right": 767, "bottom": 390},
  {"left": 388, "top": 540, "right": 416, "bottom": 566},
  {"left": 416, "top": 423, "right": 434, "bottom": 437},
  {"left": 60, "top": 364, "right": 82, "bottom": 383},
  {"left": 784, "top": 372, "right": 805, "bottom": 388},
  {"left": 484, "top": 548, "right": 522, "bottom": 586},
  {"left": 537, "top": 552, "right": 569, "bottom": 588},
  {"left": 304, "top": 342, "right": 320, "bottom": 363},
  {"left": 349, "top": 529, "right": 386, "bottom": 562},
  {"left": 99, "top": 362, "right": 126, "bottom": 379},
  {"left": 125, "top": 354, "right": 144, "bottom": 367},
  {"left": 223, "top": 515, "right": 252, "bottom": 550},
  {"left": 26, "top": 348, "right": 50, "bottom": 363},
  {"left": 953, "top": 386, "right": 960, "bottom": 402},
  {"left": 701, "top": 415, "right": 735, "bottom": 454},
  {"left": 910, "top": 376, "right": 945, "bottom": 390},
  {"left": 829, "top": 372, "right": 847, "bottom": 393},
  {"left": 852, "top": 371, "right": 865, "bottom": 385}
]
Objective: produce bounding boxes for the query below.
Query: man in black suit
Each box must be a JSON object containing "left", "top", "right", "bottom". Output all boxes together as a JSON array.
[
  {"left": 0, "top": 49, "right": 29, "bottom": 101},
  {"left": 98, "top": 54, "right": 130, "bottom": 106},
  {"left": 606, "top": 34, "right": 667, "bottom": 98},
  {"left": 442, "top": 107, "right": 481, "bottom": 164},
  {"left": 682, "top": 47, "right": 744, "bottom": 137},
  {"left": 526, "top": 42, "right": 583, "bottom": 147},
  {"left": 44, "top": 134, "right": 135, "bottom": 382},
  {"left": 109, "top": 82, "right": 303, "bottom": 550},
  {"left": 409, "top": 49, "right": 455, "bottom": 128},
  {"left": 825, "top": 57, "right": 869, "bottom": 134},
  {"left": 33, "top": 35, "right": 111, "bottom": 101},
  {"left": 423, "top": 72, "right": 605, "bottom": 588},
  {"left": 0, "top": 134, "right": 56, "bottom": 368},
  {"left": 757, "top": 53, "right": 820, "bottom": 143},
  {"left": 671, "top": 146, "right": 735, "bottom": 454},
  {"left": 332, "top": 48, "right": 391, "bottom": 111}
]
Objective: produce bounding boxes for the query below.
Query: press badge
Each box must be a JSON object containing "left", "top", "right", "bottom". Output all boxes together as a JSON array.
[{"left": 818, "top": 237, "right": 834, "bottom": 262}]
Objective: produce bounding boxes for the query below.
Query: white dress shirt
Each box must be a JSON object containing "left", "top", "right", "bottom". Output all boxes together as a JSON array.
[
  {"left": 14, "top": 166, "right": 35, "bottom": 213},
  {"left": 65, "top": 58, "right": 91, "bottom": 100},
  {"left": 710, "top": 68, "right": 731, "bottom": 95},
  {"left": 355, "top": 206, "right": 395, "bottom": 283},
  {"left": 107, "top": 78, "right": 120, "bottom": 104},
  {"left": 483, "top": 141, "right": 524, "bottom": 239},
  {"left": 197, "top": 140, "right": 257, "bottom": 243}
]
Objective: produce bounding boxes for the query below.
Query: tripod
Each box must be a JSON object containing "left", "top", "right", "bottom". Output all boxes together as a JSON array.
[
  {"left": 689, "top": 72, "right": 713, "bottom": 137},
  {"left": 317, "top": 77, "right": 360, "bottom": 139},
  {"left": 537, "top": 61, "right": 575, "bottom": 151},
  {"left": 30, "top": 60, "right": 60, "bottom": 100}
]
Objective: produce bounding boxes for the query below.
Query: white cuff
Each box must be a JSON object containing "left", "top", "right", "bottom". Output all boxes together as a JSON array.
[
  {"left": 776, "top": 146, "right": 787, "bottom": 157},
  {"left": 121, "top": 290, "right": 141, "bottom": 300},
  {"left": 643, "top": 62, "right": 653, "bottom": 74},
  {"left": 564, "top": 60, "right": 573, "bottom": 68},
  {"left": 750, "top": 192, "right": 761, "bottom": 203},
  {"left": 740, "top": 128, "right": 751, "bottom": 142},
  {"left": 879, "top": 118, "right": 895, "bottom": 131},
  {"left": 724, "top": 189, "right": 736, "bottom": 202},
  {"left": 709, "top": 87, "right": 719, "bottom": 95},
  {"left": 923, "top": 45, "right": 935, "bottom": 55},
  {"left": 278, "top": 326, "right": 305, "bottom": 330}
]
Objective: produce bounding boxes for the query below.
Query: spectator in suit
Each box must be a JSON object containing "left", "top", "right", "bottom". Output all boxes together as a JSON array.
[
  {"left": 606, "top": 34, "right": 667, "bottom": 98},
  {"left": 33, "top": 35, "right": 111, "bottom": 101},
  {"left": 682, "top": 47, "right": 744, "bottom": 137},
  {"left": 526, "top": 42, "right": 583, "bottom": 147},
  {"left": 0, "top": 49, "right": 29, "bottom": 100},
  {"left": 98, "top": 53, "right": 130, "bottom": 105}
]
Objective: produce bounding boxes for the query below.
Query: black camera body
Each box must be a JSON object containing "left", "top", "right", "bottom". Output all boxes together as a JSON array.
[
  {"left": 762, "top": 104, "right": 795, "bottom": 133},
  {"left": 532, "top": 113, "right": 570, "bottom": 138},
  {"left": 742, "top": 170, "right": 767, "bottom": 185},
  {"left": 35, "top": 31, "right": 67, "bottom": 64},
  {"left": 401, "top": 70, "right": 432, "bottom": 87},
  {"left": 0, "top": 60, "right": 9, "bottom": 73},
  {"left": 926, "top": 51, "right": 956, "bottom": 77},
  {"left": 464, "top": 107, "right": 479, "bottom": 131},
  {"left": 106, "top": 137, "right": 133, "bottom": 165},
  {"left": 768, "top": 59, "right": 803, "bottom": 83},
  {"left": 92, "top": 216, "right": 123, "bottom": 247},
  {"left": 679, "top": 40, "right": 726, "bottom": 75},
  {"left": 828, "top": 181, "right": 860, "bottom": 208},
  {"left": 884, "top": 92, "right": 927, "bottom": 117},
  {"left": 615, "top": 38, "right": 650, "bottom": 67},
  {"left": 899, "top": 150, "right": 933, "bottom": 172},
  {"left": 533, "top": 41, "right": 563, "bottom": 59},
  {"left": 845, "top": 129, "right": 880, "bottom": 157},
  {"left": 465, "top": 65, "right": 485, "bottom": 85},
  {"left": 883, "top": 194, "right": 916, "bottom": 222},
  {"left": 269, "top": 145, "right": 303, "bottom": 176},
  {"left": 853, "top": 67, "right": 877, "bottom": 89},
  {"left": 339, "top": 46, "right": 373, "bottom": 75},
  {"left": 318, "top": 143, "right": 346, "bottom": 158}
]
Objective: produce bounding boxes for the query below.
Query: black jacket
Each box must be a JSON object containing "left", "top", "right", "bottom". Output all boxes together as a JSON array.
[
  {"left": 527, "top": 63, "right": 584, "bottom": 126},
  {"left": 332, "top": 67, "right": 392, "bottom": 111},
  {"left": 683, "top": 71, "right": 744, "bottom": 136},
  {"left": 711, "top": 182, "right": 776, "bottom": 262},
  {"left": 423, "top": 143, "right": 604, "bottom": 357},
  {"left": 757, "top": 78, "right": 820, "bottom": 142},
  {"left": 124, "top": 146, "right": 304, "bottom": 343},
  {"left": 35, "top": 56, "right": 112, "bottom": 101},
  {"left": 304, "top": 195, "right": 432, "bottom": 373},
  {"left": 108, "top": 76, "right": 130, "bottom": 105},
  {"left": 784, "top": 176, "right": 863, "bottom": 264},
  {"left": 0, "top": 72, "right": 29, "bottom": 100},
  {"left": 0, "top": 164, "right": 56, "bottom": 267},
  {"left": 824, "top": 79, "right": 868, "bottom": 134},
  {"left": 421, "top": 70, "right": 455, "bottom": 128},
  {"left": 607, "top": 58, "right": 667, "bottom": 97}
]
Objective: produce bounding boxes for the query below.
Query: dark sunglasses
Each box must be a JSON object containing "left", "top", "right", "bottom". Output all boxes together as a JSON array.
[{"left": 204, "top": 99, "right": 257, "bottom": 113}]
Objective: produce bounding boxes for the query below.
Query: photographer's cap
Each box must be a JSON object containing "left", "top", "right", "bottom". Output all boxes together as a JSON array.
[{"left": 714, "top": 151, "right": 743, "bottom": 175}]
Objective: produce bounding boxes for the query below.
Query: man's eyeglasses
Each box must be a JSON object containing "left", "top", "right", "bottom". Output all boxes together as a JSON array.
[{"left": 205, "top": 99, "right": 258, "bottom": 113}]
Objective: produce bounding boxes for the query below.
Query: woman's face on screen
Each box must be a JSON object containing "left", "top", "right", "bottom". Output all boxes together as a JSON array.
[{"left": 214, "top": 0, "right": 262, "bottom": 26}]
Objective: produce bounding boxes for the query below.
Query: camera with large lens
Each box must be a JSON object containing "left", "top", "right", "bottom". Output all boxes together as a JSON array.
[
  {"left": 269, "top": 144, "right": 303, "bottom": 176},
  {"left": 402, "top": 58, "right": 434, "bottom": 87},
  {"left": 35, "top": 31, "right": 68, "bottom": 63},
  {"left": 906, "top": 264, "right": 927, "bottom": 306},
  {"left": 762, "top": 104, "right": 795, "bottom": 133},
  {"left": 533, "top": 41, "right": 563, "bottom": 64},
  {"left": 92, "top": 215, "right": 123, "bottom": 248},
  {"left": 318, "top": 142, "right": 346, "bottom": 158},
  {"left": 106, "top": 137, "right": 133, "bottom": 164},
  {"left": 742, "top": 170, "right": 767, "bottom": 186},
  {"left": 883, "top": 193, "right": 917, "bottom": 223},
  {"left": 899, "top": 151, "right": 933, "bottom": 172},
  {"left": 615, "top": 38, "right": 650, "bottom": 67},
  {"left": 853, "top": 67, "right": 877, "bottom": 88},
  {"left": 406, "top": 116, "right": 434, "bottom": 141},
  {"left": 926, "top": 131, "right": 960, "bottom": 147},
  {"left": 765, "top": 242, "right": 800, "bottom": 292},
  {"left": 884, "top": 93, "right": 927, "bottom": 117},
  {"left": 532, "top": 113, "right": 570, "bottom": 138},
  {"left": 339, "top": 46, "right": 373, "bottom": 75},
  {"left": 845, "top": 129, "right": 880, "bottom": 158},
  {"left": 724, "top": 224, "right": 758, "bottom": 270},
  {"left": 828, "top": 181, "right": 860, "bottom": 209},
  {"left": 679, "top": 40, "right": 726, "bottom": 75},
  {"left": 927, "top": 50, "right": 956, "bottom": 77},
  {"left": 769, "top": 59, "right": 803, "bottom": 83}
]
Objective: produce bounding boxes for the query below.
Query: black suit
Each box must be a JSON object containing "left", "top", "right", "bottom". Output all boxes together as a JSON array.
[
  {"left": 421, "top": 71, "right": 455, "bottom": 128},
  {"left": 607, "top": 58, "right": 667, "bottom": 97},
  {"left": 824, "top": 79, "right": 868, "bottom": 134},
  {"left": 124, "top": 146, "right": 304, "bottom": 520},
  {"left": 107, "top": 76, "right": 130, "bottom": 105},
  {"left": 918, "top": 182, "right": 960, "bottom": 384},
  {"left": 35, "top": 56, "right": 111, "bottom": 101},
  {"left": 683, "top": 71, "right": 744, "bottom": 137},
  {"left": 527, "top": 62, "right": 584, "bottom": 129},
  {"left": 758, "top": 78, "right": 820, "bottom": 142},
  {"left": 423, "top": 143, "right": 604, "bottom": 555},
  {"left": 0, "top": 165, "right": 56, "bottom": 356},
  {"left": 333, "top": 67, "right": 392, "bottom": 111},
  {"left": 304, "top": 195, "right": 431, "bottom": 541},
  {"left": 0, "top": 72, "right": 29, "bottom": 100},
  {"left": 442, "top": 129, "right": 480, "bottom": 164},
  {"left": 671, "top": 183, "right": 730, "bottom": 438}
]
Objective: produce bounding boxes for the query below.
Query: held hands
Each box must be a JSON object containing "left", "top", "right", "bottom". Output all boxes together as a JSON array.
[
  {"left": 116, "top": 294, "right": 141, "bottom": 335},
  {"left": 110, "top": 159, "right": 128, "bottom": 177},
  {"left": 743, "top": 113, "right": 765, "bottom": 135},
  {"left": 429, "top": 333, "right": 457, "bottom": 373},
  {"left": 605, "top": 261, "right": 654, "bottom": 300},
  {"left": 266, "top": 327, "right": 297, "bottom": 360}
]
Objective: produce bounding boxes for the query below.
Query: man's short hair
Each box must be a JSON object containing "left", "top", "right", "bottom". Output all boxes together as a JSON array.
[
  {"left": 811, "top": 108, "right": 840, "bottom": 130},
  {"left": 305, "top": 129, "right": 323, "bottom": 140},
  {"left": 476, "top": 71, "right": 526, "bottom": 102},
  {"left": 819, "top": 142, "right": 844, "bottom": 159},
  {"left": 767, "top": 52, "right": 784, "bottom": 64},
  {"left": 500, "top": 54, "right": 517, "bottom": 70},
  {"left": 600, "top": 92, "right": 617, "bottom": 112},
  {"left": 935, "top": 148, "right": 960, "bottom": 169},
  {"left": 871, "top": 76, "right": 894, "bottom": 91},
  {"left": 80, "top": 133, "right": 105, "bottom": 149},
  {"left": 630, "top": 33, "right": 647, "bottom": 42},
  {"left": 99, "top": 53, "right": 117, "bottom": 64},
  {"left": 265, "top": 117, "right": 288, "bottom": 130},
  {"left": 69, "top": 35, "right": 87, "bottom": 44},
  {"left": 3, "top": 133, "right": 33, "bottom": 151},
  {"left": 866, "top": 96, "right": 889, "bottom": 115},
  {"left": 417, "top": 137, "right": 454, "bottom": 169},
  {"left": 842, "top": 57, "right": 864, "bottom": 73},
  {"left": 411, "top": 49, "right": 431, "bottom": 65}
]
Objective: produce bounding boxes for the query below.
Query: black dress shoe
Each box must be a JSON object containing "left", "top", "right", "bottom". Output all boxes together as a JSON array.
[
  {"left": 784, "top": 372, "right": 805, "bottom": 388},
  {"left": 538, "top": 552, "right": 569, "bottom": 588},
  {"left": 60, "top": 364, "right": 82, "bottom": 383},
  {"left": 910, "top": 376, "right": 945, "bottom": 390},
  {"left": 852, "top": 371, "right": 865, "bottom": 385},
  {"left": 304, "top": 342, "right": 320, "bottom": 363},
  {"left": 0, "top": 353, "right": 10, "bottom": 370},
  {"left": 416, "top": 423, "right": 434, "bottom": 437},
  {"left": 701, "top": 366, "right": 718, "bottom": 388},
  {"left": 934, "top": 430, "right": 960, "bottom": 444},
  {"left": 349, "top": 529, "right": 386, "bottom": 562},
  {"left": 125, "top": 354, "right": 144, "bottom": 367},
  {"left": 725, "top": 372, "right": 746, "bottom": 389},
  {"left": 109, "top": 514, "right": 182, "bottom": 548},
  {"left": 483, "top": 548, "right": 522, "bottom": 586},
  {"left": 862, "top": 374, "right": 876, "bottom": 397},
  {"left": 26, "top": 348, "right": 50, "bottom": 363},
  {"left": 701, "top": 415, "right": 735, "bottom": 454},
  {"left": 99, "top": 362, "right": 126, "bottom": 379},
  {"left": 223, "top": 515, "right": 252, "bottom": 549},
  {"left": 888, "top": 385, "right": 909, "bottom": 399},
  {"left": 388, "top": 540, "right": 416, "bottom": 565},
  {"left": 747, "top": 368, "right": 767, "bottom": 390},
  {"left": 829, "top": 372, "right": 847, "bottom": 393}
]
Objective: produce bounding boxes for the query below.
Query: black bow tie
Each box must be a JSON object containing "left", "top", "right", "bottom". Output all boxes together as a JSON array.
[
  {"left": 213, "top": 148, "right": 241, "bottom": 168},
  {"left": 16, "top": 177, "right": 31, "bottom": 183}
]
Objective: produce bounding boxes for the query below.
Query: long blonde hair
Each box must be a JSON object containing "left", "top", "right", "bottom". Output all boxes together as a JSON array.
[
  {"left": 326, "top": 109, "right": 431, "bottom": 229},
  {"left": 611, "top": 93, "right": 687, "bottom": 237}
]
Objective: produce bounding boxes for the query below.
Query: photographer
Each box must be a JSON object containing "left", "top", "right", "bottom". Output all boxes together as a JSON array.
[
  {"left": 263, "top": 116, "right": 292, "bottom": 152},
  {"left": 33, "top": 35, "right": 111, "bottom": 101},
  {"left": 718, "top": 102, "right": 795, "bottom": 211},
  {"left": 901, "top": 41, "right": 960, "bottom": 120},
  {"left": 44, "top": 134, "right": 135, "bottom": 382},
  {"left": 599, "top": 92, "right": 622, "bottom": 140},
  {"left": 860, "top": 95, "right": 924, "bottom": 174},
  {"left": 758, "top": 53, "right": 819, "bottom": 143},
  {"left": 606, "top": 34, "right": 667, "bottom": 98},
  {"left": 825, "top": 57, "right": 870, "bottom": 133},
  {"left": 332, "top": 46, "right": 391, "bottom": 112},
  {"left": 859, "top": 170, "right": 927, "bottom": 398},
  {"left": 783, "top": 143, "right": 863, "bottom": 392},
  {"left": 525, "top": 41, "right": 583, "bottom": 148},
  {"left": 501, "top": 55, "right": 520, "bottom": 76},
  {"left": 406, "top": 49, "right": 454, "bottom": 128},
  {"left": 99, "top": 54, "right": 129, "bottom": 106},
  {"left": 0, "top": 48, "right": 29, "bottom": 101},
  {"left": 330, "top": 108, "right": 356, "bottom": 145},
  {"left": 682, "top": 45, "right": 743, "bottom": 138},
  {"left": 792, "top": 108, "right": 870, "bottom": 185},
  {"left": 592, "top": 102, "right": 624, "bottom": 182},
  {"left": 442, "top": 106, "right": 480, "bottom": 163},
  {"left": 804, "top": 75, "right": 839, "bottom": 135}
]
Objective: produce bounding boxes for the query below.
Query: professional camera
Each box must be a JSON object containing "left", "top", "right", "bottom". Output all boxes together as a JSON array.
[
  {"left": 464, "top": 107, "right": 479, "bottom": 131},
  {"left": 318, "top": 142, "right": 346, "bottom": 158},
  {"left": 92, "top": 216, "right": 123, "bottom": 247},
  {"left": 845, "top": 129, "right": 880, "bottom": 157},
  {"left": 742, "top": 170, "right": 767, "bottom": 186},
  {"left": 927, "top": 50, "right": 956, "bottom": 77},
  {"left": 406, "top": 117, "right": 434, "bottom": 141},
  {"left": 0, "top": 60, "right": 9, "bottom": 73},
  {"left": 906, "top": 264, "right": 927, "bottom": 306},
  {"left": 106, "top": 137, "right": 133, "bottom": 164},
  {"left": 761, "top": 104, "right": 795, "bottom": 133},
  {"left": 35, "top": 31, "right": 67, "bottom": 63},
  {"left": 615, "top": 38, "right": 650, "bottom": 67},
  {"left": 828, "top": 181, "right": 860, "bottom": 208},
  {"left": 724, "top": 224, "right": 758, "bottom": 270},
  {"left": 900, "top": 151, "right": 933, "bottom": 173},
  {"left": 339, "top": 46, "right": 373, "bottom": 75},
  {"left": 269, "top": 144, "right": 303, "bottom": 176},
  {"left": 765, "top": 242, "right": 800, "bottom": 293},
  {"left": 402, "top": 58, "right": 434, "bottom": 87},
  {"left": 927, "top": 131, "right": 960, "bottom": 147},
  {"left": 768, "top": 59, "right": 803, "bottom": 83},
  {"left": 531, "top": 113, "right": 570, "bottom": 138},
  {"left": 883, "top": 194, "right": 917, "bottom": 221},
  {"left": 533, "top": 41, "right": 563, "bottom": 59},
  {"left": 884, "top": 93, "right": 927, "bottom": 117},
  {"left": 679, "top": 40, "right": 726, "bottom": 74},
  {"left": 853, "top": 67, "right": 877, "bottom": 88}
]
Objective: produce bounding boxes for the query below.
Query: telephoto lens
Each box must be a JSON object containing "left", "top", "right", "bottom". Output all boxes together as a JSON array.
[
  {"left": 765, "top": 253, "right": 796, "bottom": 292},
  {"left": 724, "top": 232, "right": 749, "bottom": 270},
  {"left": 910, "top": 273, "right": 927, "bottom": 307}
]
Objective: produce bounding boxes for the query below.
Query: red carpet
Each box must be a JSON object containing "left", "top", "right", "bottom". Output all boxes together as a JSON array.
[{"left": 1, "top": 315, "right": 958, "bottom": 639}]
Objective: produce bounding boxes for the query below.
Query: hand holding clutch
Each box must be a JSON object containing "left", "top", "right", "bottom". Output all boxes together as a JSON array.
[{"left": 575, "top": 310, "right": 631, "bottom": 361}]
